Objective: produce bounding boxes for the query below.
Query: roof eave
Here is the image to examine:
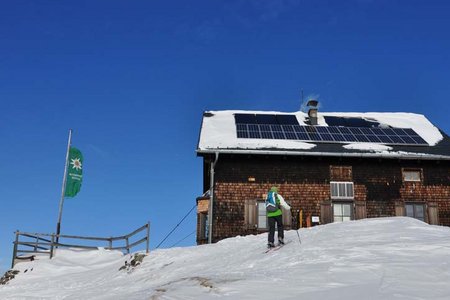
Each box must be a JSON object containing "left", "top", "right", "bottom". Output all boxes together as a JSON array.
[{"left": 196, "top": 148, "right": 450, "bottom": 160}]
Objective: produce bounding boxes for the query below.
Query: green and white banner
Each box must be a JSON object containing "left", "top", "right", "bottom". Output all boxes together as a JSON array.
[{"left": 64, "top": 147, "right": 83, "bottom": 197}]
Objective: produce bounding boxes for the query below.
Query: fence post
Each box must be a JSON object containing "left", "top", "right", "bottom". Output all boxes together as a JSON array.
[
  {"left": 108, "top": 237, "right": 112, "bottom": 250},
  {"left": 11, "top": 231, "right": 19, "bottom": 269},
  {"left": 126, "top": 237, "right": 130, "bottom": 254},
  {"left": 146, "top": 221, "right": 150, "bottom": 254},
  {"left": 34, "top": 235, "right": 39, "bottom": 252},
  {"left": 50, "top": 233, "right": 55, "bottom": 259}
]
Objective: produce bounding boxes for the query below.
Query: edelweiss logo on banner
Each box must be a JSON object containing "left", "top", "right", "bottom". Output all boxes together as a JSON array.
[{"left": 70, "top": 158, "right": 82, "bottom": 171}]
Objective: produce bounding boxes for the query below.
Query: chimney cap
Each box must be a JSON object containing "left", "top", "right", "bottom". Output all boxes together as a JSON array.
[{"left": 306, "top": 99, "right": 319, "bottom": 108}]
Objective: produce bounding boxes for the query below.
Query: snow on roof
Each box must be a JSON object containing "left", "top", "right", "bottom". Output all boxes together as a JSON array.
[{"left": 197, "top": 110, "right": 446, "bottom": 158}]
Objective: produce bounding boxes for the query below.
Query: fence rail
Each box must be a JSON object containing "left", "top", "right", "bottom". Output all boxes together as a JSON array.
[{"left": 11, "top": 222, "right": 150, "bottom": 268}]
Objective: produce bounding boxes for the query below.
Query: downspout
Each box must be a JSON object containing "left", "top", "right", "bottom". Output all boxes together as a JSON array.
[{"left": 208, "top": 152, "right": 219, "bottom": 244}]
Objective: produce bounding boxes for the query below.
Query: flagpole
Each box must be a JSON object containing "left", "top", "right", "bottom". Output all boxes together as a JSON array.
[{"left": 56, "top": 129, "right": 72, "bottom": 245}]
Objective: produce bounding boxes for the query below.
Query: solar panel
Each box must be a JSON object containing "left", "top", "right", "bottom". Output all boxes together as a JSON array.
[
  {"left": 256, "top": 114, "right": 277, "bottom": 124},
  {"left": 236, "top": 124, "right": 428, "bottom": 145},
  {"left": 235, "top": 114, "right": 257, "bottom": 124},
  {"left": 324, "top": 116, "right": 380, "bottom": 128},
  {"left": 234, "top": 113, "right": 428, "bottom": 146},
  {"left": 277, "top": 115, "right": 299, "bottom": 125},
  {"left": 234, "top": 113, "right": 300, "bottom": 126}
]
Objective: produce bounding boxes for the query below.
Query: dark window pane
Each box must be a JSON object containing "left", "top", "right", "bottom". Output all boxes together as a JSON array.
[
  {"left": 406, "top": 204, "right": 414, "bottom": 217},
  {"left": 415, "top": 205, "right": 425, "bottom": 220},
  {"left": 331, "top": 183, "right": 338, "bottom": 197}
]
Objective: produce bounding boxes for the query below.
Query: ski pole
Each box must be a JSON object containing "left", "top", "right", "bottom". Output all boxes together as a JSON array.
[{"left": 295, "top": 229, "right": 301, "bottom": 244}]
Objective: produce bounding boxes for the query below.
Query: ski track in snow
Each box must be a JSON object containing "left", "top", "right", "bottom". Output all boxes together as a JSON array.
[{"left": 1, "top": 217, "right": 450, "bottom": 299}]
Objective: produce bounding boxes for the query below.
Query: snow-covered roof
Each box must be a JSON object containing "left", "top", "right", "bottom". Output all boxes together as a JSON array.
[{"left": 197, "top": 110, "right": 450, "bottom": 160}]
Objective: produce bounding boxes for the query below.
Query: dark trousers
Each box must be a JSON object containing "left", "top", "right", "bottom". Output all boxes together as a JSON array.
[{"left": 268, "top": 215, "right": 284, "bottom": 244}]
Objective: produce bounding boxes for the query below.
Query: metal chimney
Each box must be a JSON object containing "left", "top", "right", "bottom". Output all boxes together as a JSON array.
[{"left": 307, "top": 100, "right": 319, "bottom": 125}]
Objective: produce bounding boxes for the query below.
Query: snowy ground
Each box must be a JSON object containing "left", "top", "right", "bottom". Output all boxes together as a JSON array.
[{"left": 1, "top": 217, "right": 450, "bottom": 299}]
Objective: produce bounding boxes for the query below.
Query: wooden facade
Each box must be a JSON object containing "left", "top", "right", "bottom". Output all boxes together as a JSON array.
[{"left": 196, "top": 154, "right": 450, "bottom": 244}]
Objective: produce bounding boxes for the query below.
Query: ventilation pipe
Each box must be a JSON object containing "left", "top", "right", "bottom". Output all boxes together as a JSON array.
[
  {"left": 307, "top": 100, "right": 319, "bottom": 125},
  {"left": 208, "top": 152, "right": 219, "bottom": 244}
]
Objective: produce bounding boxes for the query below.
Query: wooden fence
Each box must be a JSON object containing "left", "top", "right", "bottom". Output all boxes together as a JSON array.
[{"left": 11, "top": 222, "right": 150, "bottom": 268}]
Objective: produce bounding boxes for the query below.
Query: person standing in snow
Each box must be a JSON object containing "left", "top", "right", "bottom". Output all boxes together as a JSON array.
[{"left": 265, "top": 186, "right": 291, "bottom": 248}]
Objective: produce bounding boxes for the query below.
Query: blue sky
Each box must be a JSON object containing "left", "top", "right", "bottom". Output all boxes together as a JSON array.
[{"left": 1, "top": 0, "right": 449, "bottom": 272}]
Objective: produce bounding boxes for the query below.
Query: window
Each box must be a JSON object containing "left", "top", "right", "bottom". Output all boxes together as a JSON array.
[
  {"left": 257, "top": 202, "right": 268, "bottom": 229},
  {"left": 330, "top": 181, "right": 354, "bottom": 199},
  {"left": 405, "top": 203, "right": 425, "bottom": 222},
  {"left": 333, "top": 203, "right": 352, "bottom": 222},
  {"left": 199, "top": 213, "right": 208, "bottom": 239},
  {"left": 403, "top": 169, "right": 421, "bottom": 182}
]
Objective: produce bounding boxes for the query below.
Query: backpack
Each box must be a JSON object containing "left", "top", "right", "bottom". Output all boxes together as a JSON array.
[{"left": 265, "top": 191, "right": 280, "bottom": 212}]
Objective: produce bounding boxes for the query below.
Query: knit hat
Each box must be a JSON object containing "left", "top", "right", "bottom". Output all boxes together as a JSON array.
[{"left": 270, "top": 186, "right": 278, "bottom": 193}]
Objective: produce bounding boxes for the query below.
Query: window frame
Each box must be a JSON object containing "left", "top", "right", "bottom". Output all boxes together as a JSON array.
[
  {"left": 405, "top": 202, "right": 426, "bottom": 222},
  {"left": 402, "top": 168, "right": 422, "bottom": 182},
  {"left": 330, "top": 181, "right": 355, "bottom": 199},
  {"left": 257, "top": 201, "right": 268, "bottom": 230},
  {"left": 199, "top": 212, "right": 209, "bottom": 240},
  {"left": 332, "top": 201, "right": 353, "bottom": 223}
]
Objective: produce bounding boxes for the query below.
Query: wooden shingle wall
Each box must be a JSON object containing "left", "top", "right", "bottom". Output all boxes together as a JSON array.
[{"left": 199, "top": 154, "right": 450, "bottom": 243}]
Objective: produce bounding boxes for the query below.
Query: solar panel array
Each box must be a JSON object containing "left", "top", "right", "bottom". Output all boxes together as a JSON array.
[{"left": 234, "top": 114, "right": 428, "bottom": 146}]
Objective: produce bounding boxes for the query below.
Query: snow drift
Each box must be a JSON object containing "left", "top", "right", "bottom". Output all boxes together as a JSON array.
[{"left": 1, "top": 217, "right": 450, "bottom": 299}]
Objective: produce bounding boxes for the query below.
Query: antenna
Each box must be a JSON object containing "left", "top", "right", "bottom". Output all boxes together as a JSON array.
[{"left": 300, "top": 89, "right": 305, "bottom": 111}]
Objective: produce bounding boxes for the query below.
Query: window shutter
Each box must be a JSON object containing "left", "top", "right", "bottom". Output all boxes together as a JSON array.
[
  {"left": 428, "top": 202, "right": 439, "bottom": 225},
  {"left": 244, "top": 199, "right": 257, "bottom": 229},
  {"left": 321, "top": 200, "right": 332, "bottom": 224},
  {"left": 395, "top": 200, "right": 405, "bottom": 216},
  {"left": 282, "top": 207, "right": 292, "bottom": 228},
  {"left": 354, "top": 201, "right": 366, "bottom": 220}
]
